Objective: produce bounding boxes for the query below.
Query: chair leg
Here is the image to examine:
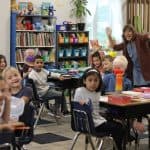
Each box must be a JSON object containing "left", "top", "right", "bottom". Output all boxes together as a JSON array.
[
  {"left": 69, "top": 132, "right": 81, "bottom": 150},
  {"left": 97, "top": 139, "right": 104, "bottom": 150},
  {"left": 34, "top": 103, "right": 45, "bottom": 129},
  {"left": 87, "top": 135, "right": 96, "bottom": 150},
  {"left": 148, "top": 116, "right": 150, "bottom": 149},
  {"left": 85, "top": 136, "right": 88, "bottom": 150}
]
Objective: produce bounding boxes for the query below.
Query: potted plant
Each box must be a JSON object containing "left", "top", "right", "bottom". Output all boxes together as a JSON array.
[{"left": 70, "top": 0, "right": 91, "bottom": 31}]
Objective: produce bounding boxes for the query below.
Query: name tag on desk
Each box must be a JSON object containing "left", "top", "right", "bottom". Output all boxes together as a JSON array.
[{"left": 99, "top": 96, "right": 108, "bottom": 102}]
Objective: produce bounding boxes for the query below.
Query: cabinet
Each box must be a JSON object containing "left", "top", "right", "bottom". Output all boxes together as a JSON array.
[
  {"left": 10, "top": 12, "right": 56, "bottom": 67},
  {"left": 56, "top": 31, "right": 89, "bottom": 68}
]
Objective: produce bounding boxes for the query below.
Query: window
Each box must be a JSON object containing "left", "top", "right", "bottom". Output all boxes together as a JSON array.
[{"left": 86, "top": 0, "right": 124, "bottom": 48}]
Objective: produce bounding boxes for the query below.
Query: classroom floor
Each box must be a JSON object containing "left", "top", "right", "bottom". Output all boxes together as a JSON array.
[{"left": 25, "top": 111, "right": 149, "bottom": 150}]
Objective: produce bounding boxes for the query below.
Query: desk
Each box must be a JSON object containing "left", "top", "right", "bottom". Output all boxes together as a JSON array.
[
  {"left": 47, "top": 76, "right": 81, "bottom": 109},
  {"left": 100, "top": 97, "right": 150, "bottom": 149}
]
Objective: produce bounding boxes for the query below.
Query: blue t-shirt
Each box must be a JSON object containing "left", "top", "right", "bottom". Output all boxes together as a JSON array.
[{"left": 12, "top": 86, "right": 32, "bottom": 100}]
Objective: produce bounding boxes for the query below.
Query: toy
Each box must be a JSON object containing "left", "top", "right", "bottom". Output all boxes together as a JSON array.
[
  {"left": 27, "top": 2, "right": 34, "bottom": 15},
  {"left": 25, "top": 20, "right": 33, "bottom": 30},
  {"left": 11, "top": 0, "right": 18, "bottom": 11},
  {"left": 24, "top": 49, "right": 36, "bottom": 66},
  {"left": 33, "top": 22, "right": 44, "bottom": 31},
  {"left": 48, "top": 5, "right": 56, "bottom": 17},
  {"left": 44, "top": 24, "right": 54, "bottom": 32},
  {"left": 16, "top": 17, "right": 25, "bottom": 30}
]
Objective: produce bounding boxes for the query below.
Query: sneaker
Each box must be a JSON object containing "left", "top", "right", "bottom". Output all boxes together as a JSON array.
[
  {"left": 48, "top": 112, "right": 62, "bottom": 119},
  {"left": 22, "top": 145, "right": 28, "bottom": 150},
  {"left": 63, "top": 111, "right": 71, "bottom": 117},
  {"left": 47, "top": 112, "right": 55, "bottom": 117}
]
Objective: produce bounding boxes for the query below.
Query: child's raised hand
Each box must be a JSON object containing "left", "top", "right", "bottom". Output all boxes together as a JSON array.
[
  {"left": 59, "top": 75, "right": 65, "bottom": 81},
  {"left": 105, "top": 27, "right": 112, "bottom": 36}
]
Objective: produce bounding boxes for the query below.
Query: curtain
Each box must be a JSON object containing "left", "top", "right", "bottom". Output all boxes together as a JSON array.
[{"left": 86, "top": 0, "right": 124, "bottom": 47}]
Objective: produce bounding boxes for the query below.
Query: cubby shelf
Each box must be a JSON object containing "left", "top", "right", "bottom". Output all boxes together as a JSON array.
[{"left": 56, "top": 31, "right": 89, "bottom": 68}]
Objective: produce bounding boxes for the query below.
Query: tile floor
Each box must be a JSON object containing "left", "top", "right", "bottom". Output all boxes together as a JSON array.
[{"left": 25, "top": 112, "right": 149, "bottom": 150}]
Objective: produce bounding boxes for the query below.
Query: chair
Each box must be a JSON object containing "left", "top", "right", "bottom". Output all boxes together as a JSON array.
[
  {"left": 0, "top": 143, "right": 12, "bottom": 150},
  {"left": 12, "top": 103, "right": 35, "bottom": 150},
  {"left": 23, "top": 77, "right": 62, "bottom": 129},
  {"left": 70, "top": 101, "right": 117, "bottom": 150}
]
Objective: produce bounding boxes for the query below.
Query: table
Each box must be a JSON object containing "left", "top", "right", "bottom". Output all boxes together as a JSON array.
[
  {"left": 47, "top": 76, "right": 81, "bottom": 110},
  {"left": 99, "top": 97, "right": 150, "bottom": 149}
]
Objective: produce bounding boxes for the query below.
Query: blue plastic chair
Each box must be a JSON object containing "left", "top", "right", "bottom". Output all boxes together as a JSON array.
[{"left": 70, "top": 101, "right": 117, "bottom": 150}]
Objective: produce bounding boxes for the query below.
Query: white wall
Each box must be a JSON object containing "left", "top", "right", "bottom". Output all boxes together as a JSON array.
[{"left": 0, "top": 1, "right": 10, "bottom": 64}]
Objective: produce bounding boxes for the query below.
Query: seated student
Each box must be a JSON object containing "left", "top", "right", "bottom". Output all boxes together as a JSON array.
[
  {"left": 102, "top": 55, "right": 113, "bottom": 74},
  {"left": 102, "top": 56, "right": 145, "bottom": 135},
  {"left": 90, "top": 51, "right": 103, "bottom": 76},
  {"left": 0, "top": 55, "right": 7, "bottom": 77},
  {"left": 102, "top": 55, "right": 132, "bottom": 93},
  {"left": 28, "top": 55, "right": 67, "bottom": 116},
  {"left": 0, "top": 77, "right": 14, "bottom": 144},
  {"left": 74, "top": 68, "right": 126, "bottom": 150},
  {"left": 2, "top": 67, "right": 34, "bottom": 148},
  {"left": 2, "top": 67, "right": 32, "bottom": 104}
]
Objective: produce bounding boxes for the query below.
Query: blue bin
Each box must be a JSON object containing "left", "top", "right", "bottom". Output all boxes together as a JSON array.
[
  {"left": 80, "top": 48, "right": 87, "bottom": 56},
  {"left": 73, "top": 49, "right": 80, "bottom": 57},
  {"left": 58, "top": 49, "right": 64, "bottom": 57},
  {"left": 65, "top": 49, "right": 72, "bottom": 57}
]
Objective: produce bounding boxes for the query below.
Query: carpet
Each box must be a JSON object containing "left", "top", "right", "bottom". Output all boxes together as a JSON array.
[
  {"left": 36, "top": 119, "right": 54, "bottom": 125},
  {"left": 33, "top": 133, "right": 71, "bottom": 144}
]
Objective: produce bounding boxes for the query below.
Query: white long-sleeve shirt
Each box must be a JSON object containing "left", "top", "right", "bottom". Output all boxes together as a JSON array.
[
  {"left": 74, "top": 87, "right": 106, "bottom": 127},
  {"left": 28, "top": 68, "right": 61, "bottom": 96}
]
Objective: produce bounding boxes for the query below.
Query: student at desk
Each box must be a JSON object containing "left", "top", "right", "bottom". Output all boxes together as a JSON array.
[
  {"left": 102, "top": 56, "right": 145, "bottom": 135},
  {"left": 28, "top": 55, "right": 68, "bottom": 116},
  {"left": 102, "top": 55, "right": 132, "bottom": 94},
  {"left": 74, "top": 68, "right": 126, "bottom": 150}
]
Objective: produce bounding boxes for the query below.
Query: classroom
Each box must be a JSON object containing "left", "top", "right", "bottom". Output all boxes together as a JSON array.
[{"left": 0, "top": 0, "right": 150, "bottom": 150}]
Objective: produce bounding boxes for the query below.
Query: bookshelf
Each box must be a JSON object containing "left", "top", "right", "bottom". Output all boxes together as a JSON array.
[
  {"left": 10, "top": 12, "right": 56, "bottom": 66},
  {"left": 56, "top": 31, "right": 89, "bottom": 69}
]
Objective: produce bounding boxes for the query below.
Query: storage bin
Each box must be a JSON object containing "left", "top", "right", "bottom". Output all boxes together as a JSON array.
[
  {"left": 56, "top": 25, "right": 66, "bottom": 31},
  {"left": 58, "top": 49, "right": 64, "bottom": 57},
  {"left": 73, "top": 49, "right": 80, "bottom": 57},
  {"left": 65, "top": 49, "right": 72, "bottom": 57},
  {"left": 80, "top": 48, "right": 87, "bottom": 56}
]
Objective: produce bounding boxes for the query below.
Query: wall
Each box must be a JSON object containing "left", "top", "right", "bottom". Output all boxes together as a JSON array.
[{"left": 0, "top": 1, "right": 10, "bottom": 64}]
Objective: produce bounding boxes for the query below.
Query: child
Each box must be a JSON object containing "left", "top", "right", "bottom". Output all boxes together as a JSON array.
[
  {"left": 90, "top": 51, "right": 103, "bottom": 75},
  {"left": 0, "top": 77, "right": 14, "bottom": 144},
  {"left": 74, "top": 68, "right": 126, "bottom": 150},
  {"left": 28, "top": 55, "right": 66, "bottom": 116},
  {"left": 2, "top": 67, "right": 32, "bottom": 104},
  {"left": 102, "top": 55, "right": 113, "bottom": 74},
  {"left": 102, "top": 55, "right": 132, "bottom": 93},
  {"left": 2, "top": 67, "right": 34, "bottom": 145},
  {"left": 0, "top": 55, "right": 7, "bottom": 77}
]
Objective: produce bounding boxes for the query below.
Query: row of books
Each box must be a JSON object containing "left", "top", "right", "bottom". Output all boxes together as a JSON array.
[{"left": 16, "top": 32, "right": 55, "bottom": 47}]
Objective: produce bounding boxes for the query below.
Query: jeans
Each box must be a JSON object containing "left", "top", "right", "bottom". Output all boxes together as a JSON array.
[{"left": 95, "top": 120, "right": 126, "bottom": 150}]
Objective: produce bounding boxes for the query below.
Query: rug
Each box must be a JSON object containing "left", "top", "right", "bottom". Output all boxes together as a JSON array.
[
  {"left": 33, "top": 133, "right": 71, "bottom": 144},
  {"left": 36, "top": 119, "right": 54, "bottom": 125}
]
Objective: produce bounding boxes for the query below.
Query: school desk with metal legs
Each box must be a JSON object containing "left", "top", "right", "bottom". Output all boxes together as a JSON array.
[{"left": 99, "top": 98, "right": 150, "bottom": 149}]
